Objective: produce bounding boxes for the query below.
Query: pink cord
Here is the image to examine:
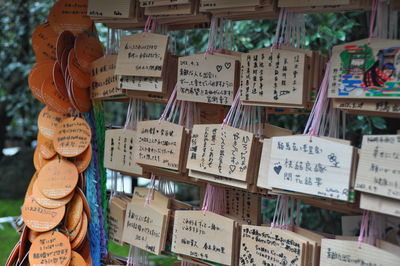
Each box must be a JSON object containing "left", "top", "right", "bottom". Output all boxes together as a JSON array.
[
  {"left": 201, "top": 184, "right": 226, "bottom": 215},
  {"left": 304, "top": 61, "right": 331, "bottom": 136},
  {"left": 369, "top": 0, "right": 378, "bottom": 40}
]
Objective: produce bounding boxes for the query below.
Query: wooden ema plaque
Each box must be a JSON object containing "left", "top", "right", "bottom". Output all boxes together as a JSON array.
[
  {"left": 176, "top": 53, "right": 239, "bottom": 105},
  {"left": 119, "top": 53, "right": 177, "bottom": 95},
  {"left": 266, "top": 136, "right": 354, "bottom": 201},
  {"left": 360, "top": 192, "right": 400, "bottom": 218},
  {"left": 91, "top": 54, "right": 126, "bottom": 100},
  {"left": 187, "top": 124, "right": 256, "bottom": 182},
  {"left": 115, "top": 32, "right": 169, "bottom": 77},
  {"left": 355, "top": 135, "right": 400, "bottom": 200},
  {"left": 328, "top": 38, "right": 400, "bottom": 99},
  {"left": 104, "top": 128, "right": 142, "bottom": 176},
  {"left": 240, "top": 225, "right": 308, "bottom": 266},
  {"left": 172, "top": 210, "right": 237, "bottom": 265},
  {"left": 134, "top": 120, "right": 187, "bottom": 171},
  {"left": 122, "top": 187, "right": 170, "bottom": 255},
  {"left": 320, "top": 239, "right": 400, "bottom": 265},
  {"left": 240, "top": 48, "right": 309, "bottom": 107},
  {"left": 88, "top": 0, "right": 134, "bottom": 18},
  {"left": 333, "top": 99, "right": 400, "bottom": 117},
  {"left": 108, "top": 196, "right": 129, "bottom": 245},
  {"left": 225, "top": 187, "right": 261, "bottom": 225}
]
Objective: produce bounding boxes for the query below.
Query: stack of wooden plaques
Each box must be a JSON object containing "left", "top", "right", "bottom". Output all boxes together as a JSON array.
[
  {"left": 108, "top": 194, "right": 130, "bottom": 246},
  {"left": 199, "top": 0, "right": 278, "bottom": 21},
  {"left": 140, "top": 0, "right": 211, "bottom": 30},
  {"left": 355, "top": 135, "right": 400, "bottom": 218},
  {"left": 329, "top": 38, "right": 400, "bottom": 117},
  {"left": 176, "top": 51, "right": 241, "bottom": 106},
  {"left": 104, "top": 127, "right": 143, "bottom": 177},
  {"left": 18, "top": 110, "right": 93, "bottom": 265},
  {"left": 240, "top": 225, "right": 329, "bottom": 266},
  {"left": 186, "top": 124, "right": 262, "bottom": 190},
  {"left": 257, "top": 135, "right": 358, "bottom": 202},
  {"left": 134, "top": 120, "right": 191, "bottom": 176},
  {"left": 91, "top": 54, "right": 128, "bottom": 100},
  {"left": 122, "top": 187, "right": 171, "bottom": 255},
  {"left": 115, "top": 32, "right": 177, "bottom": 103},
  {"left": 87, "top": 0, "right": 145, "bottom": 30},
  {"left": 278, "top": 0, "right": 371, "bottom": 13},
  {"left": 239, "top": 46, "right": 327, "bottom": 109},
  {"left": 172, "top": 210, "right": 240, "bottom": 266}
]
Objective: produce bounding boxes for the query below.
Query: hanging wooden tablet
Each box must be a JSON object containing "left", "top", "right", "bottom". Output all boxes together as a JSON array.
[
  {"left": 115, "top": 32, "right": 169, "bottom": 77},
  {"left": 119, "top": 53, "right": 177, "bottom": 95},
  {"left": 134, "top": 120, "right": 188, "bottom": 172},
  {"left": 172, "top": 210, "right": 237, "bottom": 266},
  {"left": 225, "top": 187, "right": 261, "bottom": 225},
  {"left": 240, "top": 47, "right": 310, "bottom": 107},
  {"left": 355, "top": 135, "right": 400, "bottom": 200},
  {"left": 176, "top": 53, "right": 240, "bottom": 105},
  {"left": 266, "top": 135, "right": 355, "bottom": 201},
  {"left": 240, "top": 225, "right": 308, "bottom": 266},
  {"left": 104, "top": 128, "right": 142, "bottom": 176},
  {"left": 333, "top": 98, "right": 400, "bottom": 117},
  {"left": 187, "top": 124, "right": 258, "bottom": 183},
  {"left": 108, "top": 196, "right": 129, "bottom": 245},
  {"left": 122, "top": 187, "right": 170, "bottom": 255},
  {"left": 189, "top": 169, "right": 248, "bottom": 189},
  {"left": 199, "top": 0, "right": 277, "bottom": 21},
  {"left": 320, "top": 239, "right": 400, "bottom": 265},
  {"left": 88, "top": 0, "right": 135, "bottom": 18},
  {"left": 278, "top": 0, "right": 370, "bottom": 13},
  {"left": 360, "top": 193, "right": 400, "bottom": 218},
  {"left": 91, "top": 54, "right": 126, "bottom": 100},
  {"left": 328, "top": 38, "right": 400, "bottom": 99}
]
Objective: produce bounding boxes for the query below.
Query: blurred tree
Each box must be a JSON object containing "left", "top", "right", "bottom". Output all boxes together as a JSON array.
[{"left": 0, "top": 1, "right": 55, "bottom": 159}]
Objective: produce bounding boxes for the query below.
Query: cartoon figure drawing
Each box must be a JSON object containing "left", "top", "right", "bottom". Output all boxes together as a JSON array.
[{"left": 339, "top": 44, "right": 400, "bottom": 96}]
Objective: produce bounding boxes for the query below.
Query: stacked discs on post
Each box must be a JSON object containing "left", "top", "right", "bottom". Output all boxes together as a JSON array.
[
  {"left": 23, "top": 107, "right": 92, "bottom": 264},
  {"left": 17, "top": 1, "right": 103, "bottom": 264}
]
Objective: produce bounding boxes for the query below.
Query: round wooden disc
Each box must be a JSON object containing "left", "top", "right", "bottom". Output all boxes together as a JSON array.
[
  {"left": 67, "top": 77, "right": 81, "bottom": 112},
  {"left": 53, "top": 61, "right": 69, "bottom": 99},
  {"left": 53, "top": 117, "right": 91, "bottom": 157},
  {"left": 69, "top": 251, "right": 86, "bottom": 266},
  {"left": 67, "top": 48, "right": 90, "bottom": 88},
  {"left": 22, "top": 196, "right": 65, "bottom": 232},
  {"left": 78, "top": 239, "right": 92, "bottom": 265},
  {"left": 71, "top": 211, "right": 87, "bottom": 250},
  {"left": 18, "top": 226, "right": 29, "bottom": 263},
  {"left": 28, "top": 229, "right": 41, "bottom": 243},
  {"left": 33, "top": 147, "right": 54, "bottom": 171},
  {"left": 56, "top": 30, "right": 75, "bottom": 63},
  {"left": 37, "top": 131, "right": 56, "bottom": 159},
  {"left": 32, "top": 179, "right": 74, "bottom": 209},
  {"left": 76, "top": 187, "right": 91, "bottom": 221},
  {"left": 37, "top": 158, "right": 79, "bottom": 199},
  {"left": 71, "top": 80, "right": 91, "bottom": 113},
  {"left": 29, "top": 231, "right": 71, "bottom": 266},
  {"left": 69, "top": 213, "right": 83, "bottom": 242},
  {"left": 72, "top": 145, "right": 91, "bottom": 173},
  {"left": 37, "top": 105, "right": 66, "bottom": 139},
  {"left": 74, "top": 32, "right": 103, "bottom": 73},
  {"left": 66, "top": 193, "right": 83, "bottom": 231},
  {"left": 25, "top": 172, "right": 38, "bottom": 200},
  {"left": 41, "top": 75, "right": 73, "bottom": 115},
  {"left": 32, "top": 22, "right": 58, "bottom": 62},
  {"left": 48, "top": 0, "right": 93, "bottom": 34},
  {"left": 28, "top": 61, "right": 54, "bottom": 103},
  {"left": 61, "top": 48, "right": 69, "bottom": 75}
]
